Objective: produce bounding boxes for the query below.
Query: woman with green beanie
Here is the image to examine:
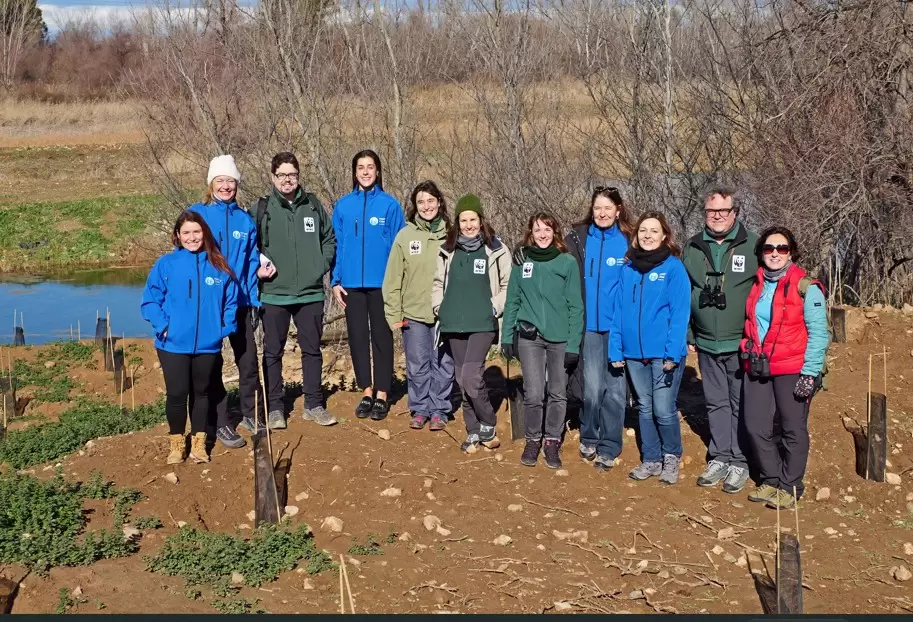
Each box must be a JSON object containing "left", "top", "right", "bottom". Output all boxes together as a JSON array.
[
  {"left": 501, "top": 213, "right": 584, "bottom": 469},
  {"left": 432, "top": 193, "right": 511, "bottom": 452},
  {"left": 383, "top": 181, "right": 454, "bottom": 431}
]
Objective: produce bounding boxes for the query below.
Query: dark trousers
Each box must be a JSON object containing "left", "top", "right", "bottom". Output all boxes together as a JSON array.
[
  {"left": 263, "top": 302, "right": 325, "bottom": 411},
  {"left": 344, "top": 288, "right": 393, "bottom": 393},
  {"left": 743, "top": 373, "right": 810, "bottom": 497},
  {"left": 518, "top": 335, "right": 567, "bottom": 441},
  {"left": 699, "top": 351, "right": 747, "bottom": 469},
  {"left": 447, "top": 332, "right": 496, "bottom": 435},
  {"left": 580, "top": 331, "right": 627, "bottom": 459},
  {"left": 158, "top": 349, "right": 219, "bottom": 435},
  {"left": 213, "top": 306, "right": 263, "bottom": 428}
]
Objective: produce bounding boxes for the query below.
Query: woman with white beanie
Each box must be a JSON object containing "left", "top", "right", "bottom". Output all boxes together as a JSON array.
[{"left": 188, "top": 155, "right": 275, "bottom": 449}]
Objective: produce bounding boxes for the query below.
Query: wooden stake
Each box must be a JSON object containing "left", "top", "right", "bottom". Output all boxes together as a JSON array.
[
  {"left": 338, "top": 558, "right": 345, "bottom": 614},
  {"left": 254, "top": 389, "right": 259, "bottom": 435},
  {"left": 131, "top": 368, "right": 136, "bottom": 412},
  {"left": 776, "top": 490, "right": 781, "bottom": 614},
  {"left": 793, "top": 486, "right": 800, "bottom": 541},
  {"left": 866, "top": 353, "right": 873, "bottom": 480},
  {"left": 340, "top": 554, "right": 356, "bottom": 613},
  {"left": 70, "top": 325, "right": 73, "bottom": 341},
  {"left": 883, "top": 345, "right": 888, "bottom": 399},
  {"left": 78, "top": 320, "right": 81, "bottom": 342}
]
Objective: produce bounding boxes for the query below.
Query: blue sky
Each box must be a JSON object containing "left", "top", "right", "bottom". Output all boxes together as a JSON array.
[{"left": 38, "top": 0, "right": 256, "bottom": 32}]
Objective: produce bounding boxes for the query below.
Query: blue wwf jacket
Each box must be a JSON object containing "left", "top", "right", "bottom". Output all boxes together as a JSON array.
[
  {"left": 188, "top": 200, "right": 260, "bottom": 308},
  {"left": 331, "top": 186, "right": 405, "bottom": 289},
  {"left": 583, "top": 224, "right": 628, "bottom": 333},
  {"left": 610, "top": 255, "right": 691, "bottom": 362},
  {"left": 141, "top": 248, "right": 239, "bottom": 355}
]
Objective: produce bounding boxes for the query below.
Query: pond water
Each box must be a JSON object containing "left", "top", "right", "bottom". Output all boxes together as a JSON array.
[{"left": 0, "top": 268, "right": 153, "bottom": 346}]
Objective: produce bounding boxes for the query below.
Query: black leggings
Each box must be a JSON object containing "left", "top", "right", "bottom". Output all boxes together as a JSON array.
[
  {"left": 344, "top": 288, "right": 393, "bottom": 393},
  {"left": 157, "top": 349, "right": 219, "bottom": 435}
]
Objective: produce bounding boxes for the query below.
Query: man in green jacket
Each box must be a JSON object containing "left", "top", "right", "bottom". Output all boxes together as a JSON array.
[
  {"left": 682, "top": 186, "right": 758, "bottom": 494},
  {"left": 257, "top": 152, "right": 337, "bottom": 428}
]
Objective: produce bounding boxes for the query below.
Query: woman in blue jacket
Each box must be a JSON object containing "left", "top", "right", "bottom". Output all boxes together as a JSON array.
[
  {"left": 610, "top": 211, "right": 690, "bottom": 485},
  {"left": 188, "top": 155, "right": 271, "bottom": 449},
  {"left": 565, "top": 186, "right": 634, "bottom": 472},
  {"left": 142, "top": 211, "right": 239, "bottom": 466},
  {"left": 331, "top": 150, "right": 406, "bottom": 421}
]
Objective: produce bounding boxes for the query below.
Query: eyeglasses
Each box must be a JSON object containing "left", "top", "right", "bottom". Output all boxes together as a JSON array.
[
  {"left": 762, "top": 244, "right": 791, "bottom": 256},
  {"left": 275, "top": 172, "right": 299, "bottom": 181},
  {"left": 705, "top": 208, "right": 734, "bottom": 219}
]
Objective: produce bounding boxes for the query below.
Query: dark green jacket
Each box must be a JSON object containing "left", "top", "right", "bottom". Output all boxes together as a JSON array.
[
  {"left": 682, "top": 222, "right": 758, "bottom": 354},
  {"left": 437, "top": 246, "right": 499, "bottom": 334},
  {"left": 501, "top": 252, "right": 584, "bottom": 354},
  {"left": 257, "top": 187, "right": 336, "bottom": 305}
]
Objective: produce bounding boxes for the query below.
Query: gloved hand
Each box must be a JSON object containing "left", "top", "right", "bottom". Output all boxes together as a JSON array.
[
  {"left": 249, "top": 307, "right": 263, "bottom": 332},
  {"left": 564, "top": 352, "right": 579, "bottom": 369},
  {"left": 794, "top": 374, "right": 817, "bottom": 399},
  {"left": 501, "top": 343, "right": 518, "bottom": 361}
]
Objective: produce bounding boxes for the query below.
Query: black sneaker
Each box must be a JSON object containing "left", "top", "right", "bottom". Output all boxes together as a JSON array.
[
  {"left": 520, "top": 439, "right": 541, "bottom": 466},
  {"left": 543, "top": 439, "right": 562, "bottom": 469},
  {"left": 355, "top": 397, "right": 374, "bottom": 419},
  {"left": 216, "top": 425, "right": 246, "bottom": 449},
  {"left": 370, "top": 398, "right": 389, "bottom": 421}
]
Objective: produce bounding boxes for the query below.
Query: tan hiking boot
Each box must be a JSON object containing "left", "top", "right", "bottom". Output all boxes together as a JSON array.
[
  {"left": 765, "top": 489, "right": 796, "bottom": 510},
  {"left": 189, "top": 432, "right": 210, "bottom": 464},
  {"left": 167, "top": 434, "right": 186, "bottom": 465},
  {"left": 747, "top": 484, "right": 778, "bottom": 503}
]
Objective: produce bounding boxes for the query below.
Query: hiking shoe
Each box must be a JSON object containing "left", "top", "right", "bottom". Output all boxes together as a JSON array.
[
  {"left": 189, "top": 432, "right": 210, "bottom": 464},
  {"left": 629, "top": 460, "right": 662, "bottom": 481},
  {"left": 543, "top": 439, "right": 562, "bottom": 469},
  {"left": 520, "top": 439, "right": 541, "bottom": 466},
  {"left": 659, "top": 454, "right": 680, "bottom": 485},
  {"left": 747, "top": 484, "right": 779, "bottom": 503},
  {"left": 428, "top": 415, "right": 446, "bottom": 431},
  {"left": 167, "top": 433, "right": 186, "bottom": 465},
  {"left": 722, "top": 466, "right": 749, "bottom": 494},
  {"left": 370, "top": 398, "right": 390, "bottom": 421},
  {"left": 355, "top": 396, "right": 374, "bottom": 419},
  {"left": 478, "top": 424, "right": 500, "bottom": 449},
  {"left": 216, "top": 425, "right": 246, "bottom": 449},
  {"left": 303, "top": 406, "right": 337, "bottom": 426},
  {"left": 410, "top": 414, "right": 430, "bottom": 429},
  {"left": 267, "top": 409, "right": 287, "bottom": 430},
  {"left": 579, "top": 443, "right": 597, "bottom": 461},
  {"left": 696, "top": 460, "right": 729, "bottom": 487},
  {"left": 461, "top": 433, "right": 480, "bottom": 453},
  {"left": 237, "top": 415, "right": 265, "bottom": 433},
  {"left": 765, "top": 489, "right": 796, "bottom": 510},
  {"left": 594, "top": 455, "right": 615, "bottom": 472}
]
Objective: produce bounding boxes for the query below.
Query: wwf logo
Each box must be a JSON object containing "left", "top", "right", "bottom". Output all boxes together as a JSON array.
[{"left": 409, "top": 240, "right": 421, "bottom": 255}]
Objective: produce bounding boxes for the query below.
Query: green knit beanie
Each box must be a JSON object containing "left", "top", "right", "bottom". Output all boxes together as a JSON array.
[{"left": 455, "top": 193, "right": 484, "bottom": 218}]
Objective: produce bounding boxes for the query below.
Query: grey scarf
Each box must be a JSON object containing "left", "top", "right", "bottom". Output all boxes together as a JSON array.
[
  {"left": 763, "top": 261, "right": 792, "bottom": 282},
  {"left": 457, "top": 234, "right": 483, "bottom": 252}
]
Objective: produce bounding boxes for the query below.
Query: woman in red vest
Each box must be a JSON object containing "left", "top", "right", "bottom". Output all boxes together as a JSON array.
[{"left": 740, "top": 226, "right": 829, "bottom": 510}]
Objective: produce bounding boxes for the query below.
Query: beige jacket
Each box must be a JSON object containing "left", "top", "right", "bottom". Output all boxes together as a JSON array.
[{"left": 431, "top": 239, "right": 512, "bottom": 329}]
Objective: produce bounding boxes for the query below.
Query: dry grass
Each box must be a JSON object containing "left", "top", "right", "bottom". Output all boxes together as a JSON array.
[{"left": 0, "top": 99, "right": 144, "bottom": 148}]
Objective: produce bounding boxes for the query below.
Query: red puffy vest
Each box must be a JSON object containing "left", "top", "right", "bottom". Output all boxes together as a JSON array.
[{"left": 740, "top": 265, "right": 822, "bottom": 376}]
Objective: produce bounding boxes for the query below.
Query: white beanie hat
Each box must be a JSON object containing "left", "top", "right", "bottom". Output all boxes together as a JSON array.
[{"left": 207, "top": 155, "right": 241, "bottom": 184}]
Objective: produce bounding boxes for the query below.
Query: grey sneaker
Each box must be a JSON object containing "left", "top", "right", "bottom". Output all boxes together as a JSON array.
[
  {"left": 696, "top": 460, "right": 729, "bottom": 487},
  {"left": 722, "top": 465, "right": 749, "bottom": 494},
  {"left": 579, "top": 444, "right": 597, "bottom": 461},
  {"left": 267, "top": 409, "right": 287, "bottom": 430},
  {"left": 461, "top": 433, "right": 480, "bottom": 453},
  {"left": 659, "top": 454, "right": 680, "bottom": 485},
  {"left": 594, "top": 455, "right": 615, "bottom": 472},
  {"left": 303, "top": 406, "right": 338, "bottom": 426},
  {"left": 629, "top": 460, "right": 662, "bottom": 481},
  {"left": 237, "top": 415, "right": 265, "bottom": 433}
]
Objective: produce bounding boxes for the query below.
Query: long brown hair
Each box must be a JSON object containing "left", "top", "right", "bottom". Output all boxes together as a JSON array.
[
  {"left": 573, "top": 186, "right": 635, "bottom": 239},
  {"left": 407, "top": 180, "right": 451, "bottom": 226},
  {"left": 442, "top": 211, "right": 497, "bottom": 252},
  {"left": 172, "top": 211, "right": 237, "bottom": 280},
  {"left": 522, "top": 212, "right": 568, "bottom": 252},
  {"left": 629, "top": 211, "right": 681, "bottom": 256}
]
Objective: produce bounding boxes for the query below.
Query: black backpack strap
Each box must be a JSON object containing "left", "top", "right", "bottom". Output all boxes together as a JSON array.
[{"left": 255, "top": 196, "right": 269, "bottom": 250}]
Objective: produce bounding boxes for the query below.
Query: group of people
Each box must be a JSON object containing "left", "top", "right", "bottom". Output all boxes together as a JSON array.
[{"left": 141, "top": 150, "right": 830, "bottom": 511}]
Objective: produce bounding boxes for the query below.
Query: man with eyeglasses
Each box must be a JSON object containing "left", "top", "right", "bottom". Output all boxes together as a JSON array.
[
  {"left": 682, "top": 185, "right": 758, "bottom": 494},
  {"left": 254, "top": 152, "right": 338, "bottom": 428}
]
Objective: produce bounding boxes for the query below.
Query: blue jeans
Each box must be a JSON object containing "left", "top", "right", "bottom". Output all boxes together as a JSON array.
[
  {"left": 402, "top": 320, "right": 454, "bottom": 418},
  {"left": 626, "top": 358, "right": 685, "bottom": 462},
  {"left": 580, "top": 331, "right": 627, "bottom": 460}
]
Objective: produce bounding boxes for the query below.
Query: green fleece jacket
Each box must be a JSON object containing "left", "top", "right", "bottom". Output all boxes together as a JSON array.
[
  {"left": 382, "top": 217, "right": 448, "bottom": 327},
  {"left": 501, "top": 252, "right": 584, "bottom": 354},
  {"left": 258, "top": 187, "right": 336, "bottom": 305},
  {"left": 682, "top": 222, "right": 759, "bottom": 353}
]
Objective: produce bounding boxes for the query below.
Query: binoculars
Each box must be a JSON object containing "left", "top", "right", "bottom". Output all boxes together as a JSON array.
[
  {"left": 740, "top": 343, "right": 771, "bottom": 377},
  {"left": 699, "top": 284, "right": 727, "bottom": 309}
]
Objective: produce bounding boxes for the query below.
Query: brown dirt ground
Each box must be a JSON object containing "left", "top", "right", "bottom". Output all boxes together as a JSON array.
[{"left": 4, "top": 307, "right": 913, "bottom": 614}]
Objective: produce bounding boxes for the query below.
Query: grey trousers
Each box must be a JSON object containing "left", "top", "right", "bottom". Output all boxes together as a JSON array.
[
  {"left": 698, "top": 350, "right": 747, "bottom": 469},
  {"left": 448, "top": 332, "right": 497, "bottom": 435},
  {"left": 518, "top": 336, "right": 567, "bottom": 441}
]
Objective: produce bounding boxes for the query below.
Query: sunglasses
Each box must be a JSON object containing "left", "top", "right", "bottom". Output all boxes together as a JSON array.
[{"left": 762, "top": 244, "right": 791, "bottom": 256}]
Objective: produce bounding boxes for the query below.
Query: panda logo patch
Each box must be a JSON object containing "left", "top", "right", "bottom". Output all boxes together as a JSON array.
[
  {"left": 473, "top": 259, "right": 487, "bottom": 274},
  {"left": 732, "top": 254, "right": 745, "bottom": 273},
  {"left": 522, "top": 262, "right": 534, "bottom": 279},
  {"left": 409, "top": 240, "right": 421, "bottom": 255},
  {"left": 303, "top": 217, "right": 315, "bottom": 233}
]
